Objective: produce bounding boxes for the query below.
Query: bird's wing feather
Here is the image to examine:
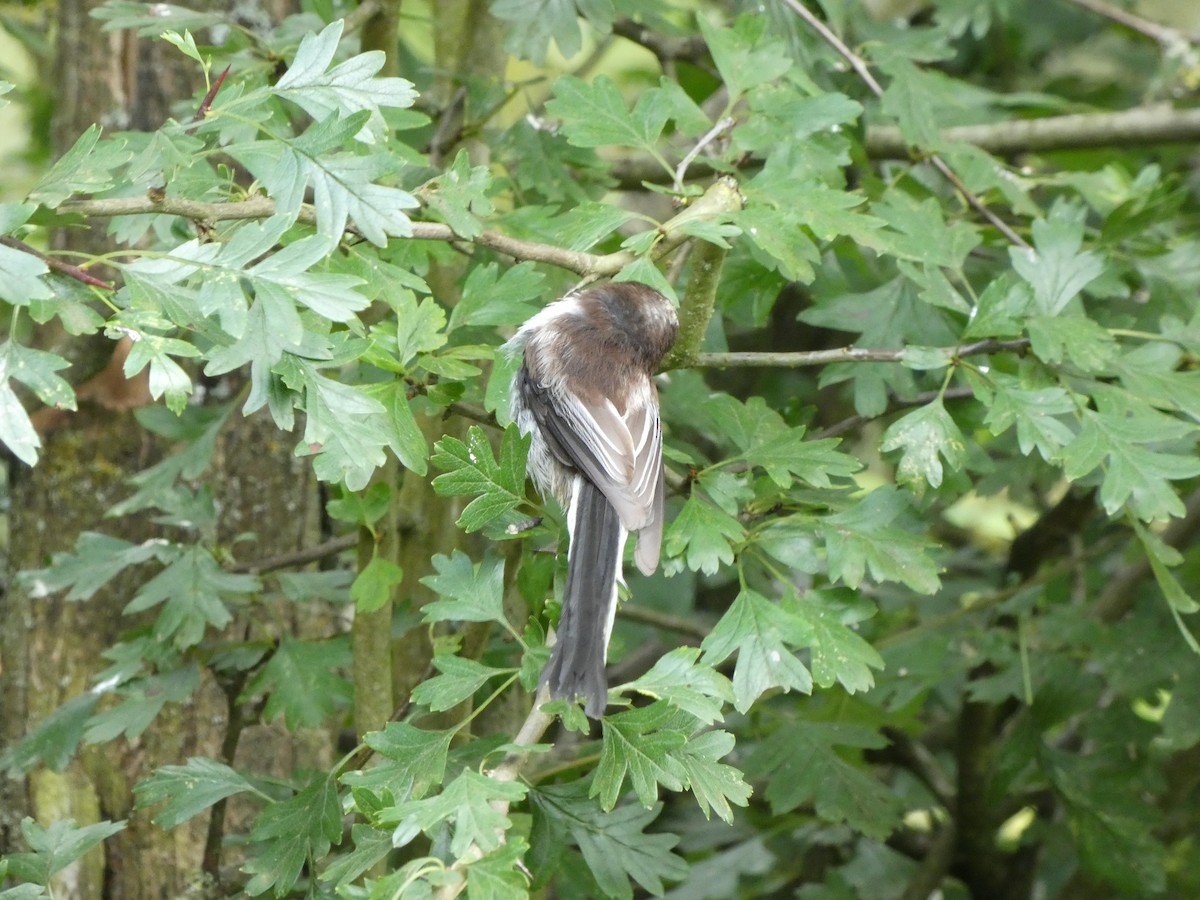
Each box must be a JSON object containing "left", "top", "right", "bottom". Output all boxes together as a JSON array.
[{"left": 522, "top": 375, "right": 661, "bottom": 535}]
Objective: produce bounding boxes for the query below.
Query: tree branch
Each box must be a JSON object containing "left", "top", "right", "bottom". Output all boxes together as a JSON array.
[
  {"left": 868, "top": 104, "right": 1200, "bottom": 158},
  {"left": 694, "top": 338, "right": 1030, "bottom": 369},
  {"left": 56, "top": 177, "right": 744, "bottom": 279},
  {"left": 1063, "top": 0, "right": 1197, "bottom": 48},
  {"left": 229, "top": 533, "right": 358, "bottom": 574}
]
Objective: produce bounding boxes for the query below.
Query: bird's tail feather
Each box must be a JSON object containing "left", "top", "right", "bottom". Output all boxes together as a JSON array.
[{"left": 541, "top": 477, "right": 623, "bottom": 718}]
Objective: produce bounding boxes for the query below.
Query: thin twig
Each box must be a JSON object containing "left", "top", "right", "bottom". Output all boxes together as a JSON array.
[
  {"left": 695, "top": 338, "right": 1030, "bottom": 370},
  {"left": 230, "top": 533, "right": 358, "bottom": 574},
  {"left": 0, "top": 235, "right": 113, "bottom": 290},
  {"left": 616, "top": 604, "right": 711, "bottom": 640},
  {"left": 1063, "top": 0, "right": 1193, "bottom": 49},
  {"left": 190, "top": 65, "right": 230, "bottom": 127},
  {"left": 674, "top": 117, "right": 735, "bottom": 188}
]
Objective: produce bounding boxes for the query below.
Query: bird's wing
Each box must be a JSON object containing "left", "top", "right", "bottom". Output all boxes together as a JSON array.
[{"left": 521, "top": 373, "right": 662, "bottom": 543}]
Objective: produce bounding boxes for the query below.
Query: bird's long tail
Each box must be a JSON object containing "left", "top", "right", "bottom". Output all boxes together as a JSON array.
[{"left": 541, "top": 476, "right": 624, "bottom": 718}]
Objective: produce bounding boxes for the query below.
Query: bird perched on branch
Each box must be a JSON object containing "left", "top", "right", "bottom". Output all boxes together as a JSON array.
[{"left": 508, "top": 282, "right": 678, "bottom": 717}]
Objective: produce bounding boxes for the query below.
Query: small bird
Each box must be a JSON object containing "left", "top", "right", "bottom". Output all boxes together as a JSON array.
[{"left": 508, "top": 282, "right": 678, "bottom": 717}]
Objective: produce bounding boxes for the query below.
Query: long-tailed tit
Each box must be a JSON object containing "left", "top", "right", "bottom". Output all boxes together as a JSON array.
[{"left": 508, "top": 282, "right": 678, "bottom": 717}]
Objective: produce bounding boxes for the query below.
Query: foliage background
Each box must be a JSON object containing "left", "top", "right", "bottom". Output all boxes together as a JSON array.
[{"left": 1, "top": 0, "right": 1200, "bottom": 898}]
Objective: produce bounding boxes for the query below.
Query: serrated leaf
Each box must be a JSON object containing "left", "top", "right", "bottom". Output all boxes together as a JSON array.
[
  {"left": 350, "top": 552, "right": 403, "bottom": 613},
  {"left": 431, "top": 425, "right": 529, "bottom": 532},
  {"left": 744, "top": 721, "right": 901, "bottom": 839},
  {"left": 594, "top": 703, "right": 687, "bottom": 809},
  {"left": 670, "top": 729, "right": 752, "bottom": 824},
  {"left": 272, "top": 20, "right": 417, "bottom": 143},
  {"left": 381, "top": 768, "right": 527, "bottom": 859},
  {"left": 344, "top": 722, "right": 453, "bottom": 801},
  {"left": 410, "top": 655, "right": 513, "bottom": 712},
  {"left": 0, "top": 243, "right": 51, "bottom": 305},
  {"left": 699, "top": 589, "right": 814, "bottom": 712},
  {"left": 1060, "top": 388, "right": 1200, "bottom": 520},
  {"left": 242, "top": 637, "right": 352, "bottom": 729},
  {"left": 880, "top": 398, "right": 967, "bottom": 490},
  {"left": 621, "top": 647, "right": 733, "bottom": 725},
  {"left": 422, "top": 149, "right": 494, "bottom": 240},
  {"left": 1, "top": 818, "right": 127, "bottom": 886},
  {"left": 533, "top": 782, "right": 687, "bottom": 899},
  {"left": 242, "top": 775, "right": 342, "bottom": 896},
  {"left": 420, "top": 549, "right": 508, "bottom": 626},
  {"left": 546, "top": 75, "right": 669, "bottom": 151},
  {"left": 123, "top": 546, "right": 259, "bottom": 649},
  {"left": 818, "top": 488, "right": 942, "bottom": 593},
  {"left": 494, "top": 0, "right": 614, "bottom": 64},
  {"left": 784, "top": 591, "right": 884, "bottom": 693},
  {"left": 19, "top": 532, "right": 171, "bottom": 602},
  {"left": 1010, "top": 207, "right": 1105, "bottom": 316},
  {"left": 134, "top": 757, "right": 260, "bottom": 828},
  {"left": 1, "top": 693, "right": 99, "bottom": 776},
  {"left": 662, "top": 494, "right": 744, "bottom": 576},
  {"left": 449, "top": 262, "right": 544, "bottom": 332},
  {"left": 979, "top": 375, "right": 1077, "bottom": 460},
  {"left": 84, "top": 666, "right": 201, "bottom": 744},
  {"left": 697, "top": 15, "right": 791, "bottom": 100},
  {"left": 464, "top": 839, "right": 531, "bottom": 900},
  {"left": 29, "top": 124, "right": 131, "bottom": 206}
]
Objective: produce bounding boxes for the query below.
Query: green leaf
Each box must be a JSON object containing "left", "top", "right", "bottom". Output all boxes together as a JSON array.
[
  {"left": 1060, "top": 387, "right": 1200, "bottom": 520},
  {"left": 464, "top": 839, "right": 531, "bottom": 900},
  {"left": 546, "top": 75, "right": 669, "bottom": 151},
  {"left": 350, "top": 552, "right": 403, "bottom": 613},
  {"left": 697, "top": 15, "right": 792, "bottom": 100},
  {"left": 318, "top": 823, "right": 394, "bottom": 888},
  {"left": 1, "top": 818, "right": 126, "bottom": 886},
  {"left": 19, "top": 532, "right": 169, "bottom": 602},
  {"left": 594, "top": 703, "right": 687, "bottom": 809},
  {"left": 977, "top": 373, "right": 1077, "bottom": 460},
  {"left": 4, "top": 343, "right": 75, "bottom": 410},
  {"left": 326, "top": 481, "right": 391, "bottom": 529},
  {"left": 0, "top": 364, "right": 40, "bottom": 465},
  {"left": 818, "top": 488, "right": 941, "bottom": 593},
  {"left": 123, "top": 546, "right": 260, "bottom": 649},
  {"left": 422, "top": 149, "right": 495, "bottom": 240},
  {"left": 84, "top": 666, "right": 202, "bottom": 744},
  {"left": 532, "top": 782, "right": 687, "bottom": 899},
  {"left": 242, "top": 775, "right": 342, "bottom": 897},
  {"left": 621, "top": 647, "right": 733, "bottom": 725},
  {"left": 362, "top": 380, "right": 429, "bottom": 475},
  {"left": 784, "top": 591, "right": 885, "bottom": 693},
  {"left": 449, "top": 262, "right": 544, "bottom": 332},
  {"left": 878, "top": 58, "right": 943, "bottom": 148},
  {"left": 699, "top": 589, "right": 814, "bottom": 712},
  {"left": 410, "top": 655, "right": 513, "bottom": 712},
  {"left": 292, "top": 361, "right": 391, "bottom": 490},
  {"left": 0, "top": 243, "right": 51, "bottom": 305},
  {"left": 669, "top": 729, "right": 753, "bottom": 825},
  {"left": 880, "top": 398, "right": 967, "bottom": 490},
  {"left": 662, "top": 494, "right": 745, "bottom": 576},
  {"left": 1, "top": 693, "right": 99, "bottom": 775},
  {"left": 420, "top": 549, "right": 509, "bottom": 626},
  {"left": 1026, "top": 313, "right": 1116, "bottom": 371},
  {"left": 29, "top": 124, "right": 131, "bottom": 207},
  {"left": 381, "top": 768, "right": 527, "bottom": 859},
  {"left": 494, "top": 0, "right": 614, "bottom": 64},
  {"left": 744, "top": 721, "right": 902, "bottom": 839},
  {"left": 134, "top": 757, "right": 260, "bottom": 828},
  {"left": 242, "top": 637, "right": 352, "bottom": 729},
  {"left": 1010, "top": 206, "right": 1105, "bottom": 316},
  {"left": 344, "top": 722, "right": 453, "bottom": 800},
  {"left": 272, "top": 20, "right": 417, "bottom": 144},
  {"left": 431, "top": 425, "right": 530, "bottom": 532}
]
